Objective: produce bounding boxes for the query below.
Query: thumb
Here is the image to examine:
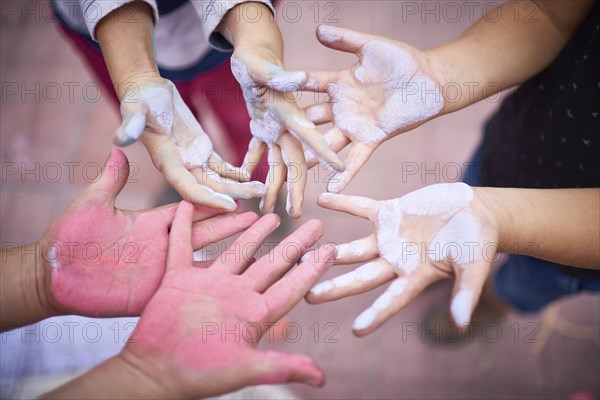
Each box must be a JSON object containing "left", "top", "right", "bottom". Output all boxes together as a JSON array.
[
  {"left": 255, "top": 351, "right": 325, "bottom": 387},
  {"left": 316, "top": 25, "right": 369, "bottom": 54},
  {"left": 263, "top": 64, "right": 308, "bottom": 93},
  {"left": 113, "top": 96, "right": 147, "bottom": 146},
  {"left": 81, "top": 148, "right": 130, "bottom": 205}
]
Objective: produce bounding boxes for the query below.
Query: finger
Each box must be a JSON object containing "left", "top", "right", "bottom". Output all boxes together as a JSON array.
[
  {"left": 207, "top": 153, "right": 247, "bottom": 182},
  {"left": 279, "top": 133, "right": 308, "bottom": 218},
  {"left": 316, "top": 24, "right": 369, "bottom": 54},
  {"left": 79, "top": 148, "right": 129, "bottom": 205},
  {"left": 302, "top": 70, "right": 341, "bottom": 93},
  {"left": 258, "top": 351, "right": 324, "bottom": 387},
  {"left": 317, "top": 192, "right": 376, "bottom": 220},
  {"left": 450, "top": 260, "right": 492, "bottom": 327},
  {"left": 327, "top": 142, "right": 376, "bottom": 193},
  {"left": 167, "top": 201, "right": 195, "bottom": 270},
  {"left": 305, "top": 128, "right": 350, "bottom": 168},
  {"left": 352, "top": 266, "right": 439, "bottom": 336},
  {"left": 211, "top": 213, "right": 280, "bottom": 274},
  {"left": 334, "top": 235, "right": 378, "bottom": 264},
  {"left": 114, "top": 101, "right": 147, "bottom": 146},
  {"left": 245, "top": 219, "right": 325, "bottom": 293},
  {"left": 264, "top": 244, "right": 337, "bottom": 320},
  {"left": 306, "top": 258, "right": 395, "bottom": 304},
  {"left": 283, "top": 109, "right": 344, "bottom": 172},
  {"left": 263, "top": 64, "right": 308, "bottom": 92},
  {"left": 260, "top": 146, "right": 286, "bottom": 214},
  {"left": 162, "top": 162, "right": 237, "bottom": 210},
  {"left": 191, "top": 168, "right": 266, "bottom": 200},
  {"left": 191, "top": 211, "right": 259, "bottom": 250},
  {"left": 192, "top": 260, "right": 212, "bottom": 268},
  {"left": 305, "top": 103, "right": 332, "bottom": 125},
  {"left": 241, "top": 138, "right": 268, "bottom": 181}
]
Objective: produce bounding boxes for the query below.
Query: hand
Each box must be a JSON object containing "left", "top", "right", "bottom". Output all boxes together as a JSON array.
[
  {"left": 231, "top": 48, "right": 344, "bottom": 217},
  {"left": 301, "top": 25, "right": 445, "bottom": 193},
  {"left": 306, "top": 183, "right": 498, "bottom": 336},
  {"left": 120, "top": 202, "right": 337, "bottom": 398},
  {"left": 38, "top": 148, "right": 259, "bottom": 317},
  {"left": 114, "top": 76, "right": 266, "bottom": 209}
]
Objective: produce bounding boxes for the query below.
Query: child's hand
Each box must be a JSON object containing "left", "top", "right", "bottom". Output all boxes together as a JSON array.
[
  {"left": 115, "top": 77, "right": 266, "bottom": 209},
  {"left": 306, "top": 183, "right": 498, "bottom": 336},
  {"left": 39, "top": 148, "right": 259, "bottom": 317},
  {"left": 302, "top": 25, "right": 446, "bottom": 193},
  {"left": 231, "top": 49, "right": 344, "bottom": 217},
  {"left": 120, "top": 202, "right": 336, "bottom": 398}
]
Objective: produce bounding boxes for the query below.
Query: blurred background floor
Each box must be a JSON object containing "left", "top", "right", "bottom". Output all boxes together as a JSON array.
[{"left": 1, "top": 1, "right": 599, "bottom": 399}]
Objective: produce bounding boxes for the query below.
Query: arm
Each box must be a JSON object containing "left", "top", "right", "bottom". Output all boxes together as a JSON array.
[
  {"left": 95, "top": 1, "right": 159, "bottom": 99},
  {"left": 215, "top": 2, "right": 344, "bottom": 217},
  {"left": 429, "top": 0, "right": 598, "bottom": 114},
  {"left": 94, "top": 2, "right": 266, "bottom": 208},
  {"left": 45, "top": 203, "right": 335, "bottom": 399},
  {"left": 307, "top": 184, "right": 598, "bottom": 336},
  {"left": 1, "top": 148, "right": 257, "bottom": 331},
  {"left": 479, "top": 187, "right": 600, "bottom": 269},
  {"left": 0, "top": 244, "right": 54, "bottom": 330},
  {"left": 300, "top": 0, "right": 596, "bottom": 193}
]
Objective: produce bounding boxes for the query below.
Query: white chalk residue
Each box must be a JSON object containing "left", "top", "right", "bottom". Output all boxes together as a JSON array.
[
  {"left": 267, "top": 71, "right": 307, "bottom": 91},
  {"left": 178, "top": 134, "right": 213, "bottom": 168},
  {"left": 310, "top": 280, "right": 335, "bottom": 296},
  {"left": 375, "top": 183, "right": 475, "bottom": 272},
  {"left": 451, "top": 289, "right": 473, "bottom": 326},
  {"left": 118, "top": 112, "right": 146, "bottom": 144},
  {"left": 317, "top": 25, "right": 344, "bottom": 43},
  {"left": 428, "top": 210, "right": 481, "bottom": 266},
  {"left": 47, "top": 246, "right": 60, "bottom": 275},
  {"left": 331, "top": 40, "right": 443, "bottom": 144},
  {"left": 306, "top": 105, "right": 328, "bottom": 122},
  {"left": 231, "top": 56, "right": 283, "bottom": 147},
  {"left": 336, "top": 240, "right": 367, "bottom": 260},
  {"left": 399, "top": 182, "right": 473, "bottom": 216},
  {"left": 352, "top": 308, "right": 377, "bottom": 331}
]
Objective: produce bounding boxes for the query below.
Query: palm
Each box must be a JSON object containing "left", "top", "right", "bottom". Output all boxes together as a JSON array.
[
  {"left": 39, "top": 148, "right": 255, "bottom": 318},
  {"left": 122, "top": 203, "right": 337, "bottom": 398},
  {"left": 116, "top": 78, "right": 265, "bottom": 209},
  {"left": 302, "top": 25, "right": 444, "bottom": 193},
  {"left": 308, "top": 183, "right": 498, "bottom": 335}
]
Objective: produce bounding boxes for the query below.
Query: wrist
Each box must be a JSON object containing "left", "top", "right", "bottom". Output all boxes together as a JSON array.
[
  {"left": 472, "top": 187, "right": 512, "bottom": 254},
  {"left": 219, "top": 2, "right": 283, "bottom": 57},
  {"left": 43, "top": 353, "right": 170, "bottom": 399}
]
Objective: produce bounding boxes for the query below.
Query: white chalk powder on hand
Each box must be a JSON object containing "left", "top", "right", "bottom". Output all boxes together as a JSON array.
[{"left": 331, "top": 40, "right": 444, "bottom": 145}]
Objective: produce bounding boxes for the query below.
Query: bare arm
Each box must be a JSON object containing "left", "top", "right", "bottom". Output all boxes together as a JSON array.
[
  {"left": 429, "top": 0, "right": 597, "bottom": 114},
  {"left": 479, "top": 187, "right": 600, "bottom": 269},
  {"left": 95, "top": 1, "right": 159, "bottom": 99}
]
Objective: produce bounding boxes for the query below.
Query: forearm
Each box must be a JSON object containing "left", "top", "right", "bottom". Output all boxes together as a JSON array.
[
  {"left": 96, "top": 1, "right": 159, "bottom": 100},
  {"left": 428, "top": 0, "right": 596, "bottom": 114},
  {"left": 477, "top": 187, "right": 600, "bottom": 269},
  {"left": 218, "top": 2, "right": 283, "bottom": 58},
  {"left": 0, "top": 243, "right": 56, "bottom": 330},
  {"left": 42, "top": 354, "right": 168, "bottom": 399}
]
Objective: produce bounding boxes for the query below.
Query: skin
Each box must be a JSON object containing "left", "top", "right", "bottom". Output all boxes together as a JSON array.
[
  {"left": 0, "top": 148, "right": 259, "bottom": 327},
  {"left": 301, "top": 0, "right": 596, "bottom": 193},
  {"left": 306, "top": 184, "right": 600, "bottom": 337},
  {"left": 44, "top": 202, "right": 337, "bottom": 399},
  {"left": 218, "top": 2, "right": 344, "bottom": 218},
  {"left": 95, "top": 1, "right": 265, "bottom": 209}
]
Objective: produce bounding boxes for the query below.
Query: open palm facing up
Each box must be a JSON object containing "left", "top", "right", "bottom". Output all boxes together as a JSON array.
[
  {"left": 115, "top": 77, "right": 265, "bottom": 209},
  {"left": 121, "top": 202, "right": 337, "bottom": 398},
  {"left": 38, "top": 148, "right": 259, "bottom": 317},
  {"left": 306, "top": 183, "right": 499, "bottom": 336},
  {"left": 301, "top": 25, "right": 446, "bottom": 192}
]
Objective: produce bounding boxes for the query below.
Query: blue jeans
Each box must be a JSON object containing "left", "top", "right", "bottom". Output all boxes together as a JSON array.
[{"left": 463, "top": 149, "right": 600, "bottom": 312}]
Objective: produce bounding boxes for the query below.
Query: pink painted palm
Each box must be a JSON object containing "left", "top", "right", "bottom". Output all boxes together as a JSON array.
[
  {"left": 122, "top": 202, "right": 336, "bottom": 397},
  {"left": 39, "top": 148, "right": 259, "bottom": 317}
]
